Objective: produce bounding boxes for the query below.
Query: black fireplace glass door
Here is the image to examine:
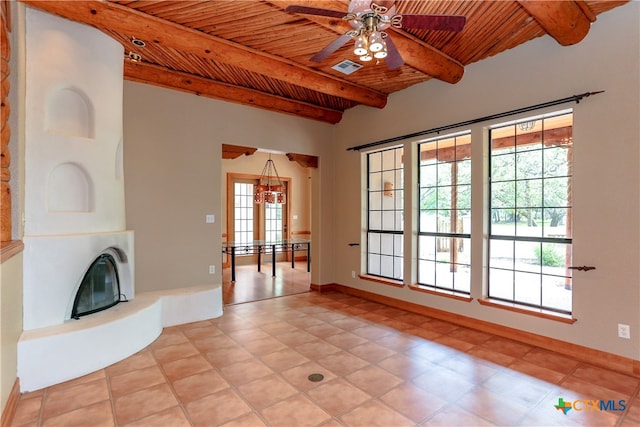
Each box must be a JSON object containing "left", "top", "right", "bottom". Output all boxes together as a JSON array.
[{"left": 72, "top": 253, "right": 121, "bottom": 319}]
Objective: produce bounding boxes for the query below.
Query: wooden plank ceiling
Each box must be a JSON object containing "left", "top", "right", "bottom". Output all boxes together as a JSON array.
[{"left": 22, "top": 0, "right": 628, "bottom": 124}]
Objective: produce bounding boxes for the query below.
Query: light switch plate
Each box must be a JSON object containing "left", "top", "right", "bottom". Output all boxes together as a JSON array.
[{"left": 618, "top": 323, "right": 631, "bottom": 339}]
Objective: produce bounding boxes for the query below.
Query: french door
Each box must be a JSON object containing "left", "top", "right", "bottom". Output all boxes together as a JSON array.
[{"left": 228, "top": 176, "right": 288, "bottom": 264}]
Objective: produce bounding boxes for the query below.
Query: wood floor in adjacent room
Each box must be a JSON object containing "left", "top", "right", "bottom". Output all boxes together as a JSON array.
[
  {"left": 222, "top": 262, "right": 311, "bottom": 305},
  {"left": 10, "top": 271, "right": 640, "bottom": 426}
]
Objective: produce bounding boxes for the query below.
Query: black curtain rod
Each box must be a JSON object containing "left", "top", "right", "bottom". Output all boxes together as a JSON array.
[{"left": 346, "top": 91, "right": 604, "bottom": 151}]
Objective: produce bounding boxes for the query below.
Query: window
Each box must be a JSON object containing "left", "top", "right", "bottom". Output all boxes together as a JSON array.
[
  {"left": 488, "top": 110, "right": 573, "bottom": 314},
  {"left": 366, "top": 146, "right": 404, "bottom": 280},
  {"left": 418, "top": 132, "right": 472, "bottom": 294}
]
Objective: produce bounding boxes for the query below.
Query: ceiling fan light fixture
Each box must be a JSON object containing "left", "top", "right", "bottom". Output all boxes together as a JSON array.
[
  {"left": 287, "top": 2, "right": 467, "bottom": 72},
  {"left": 353, "top": 33, "right": 368, "bottom": 56},
  {"left": 374, "top": 36, "right": 388, "bottom": 58},
  {"left": 368, "top": 31, "right": 384, "bottom": 52},
  {"left": 374, "top": 49, "right": 387, "bottom": 59}
]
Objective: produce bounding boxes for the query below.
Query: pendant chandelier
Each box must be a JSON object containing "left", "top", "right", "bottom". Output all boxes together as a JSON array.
[{"left": 254, "top": 155, "right": 286, "bottom": 204}]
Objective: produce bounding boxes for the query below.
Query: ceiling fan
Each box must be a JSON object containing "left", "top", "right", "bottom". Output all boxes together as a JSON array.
[{"left": 285, "top": 0, "right": 466, "bottom": 70}]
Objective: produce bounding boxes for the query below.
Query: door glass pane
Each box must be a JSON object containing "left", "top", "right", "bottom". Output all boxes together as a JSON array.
[
  {"left": 234, "top": 182, "right": 254, "bottom": 245},
  {"left": 265, "top": 202, "right": 283, "bottom": 242}
]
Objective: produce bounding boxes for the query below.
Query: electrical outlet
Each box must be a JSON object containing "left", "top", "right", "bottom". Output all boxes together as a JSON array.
[
  {"left": 618, "top": 323, "right": 630, "bottom": 339},
  {"left": 209, "top": 265, "right": 215, "bottom": 275},
  {"left": 351, "top": 270, "right": 356, "bottom": 278}
]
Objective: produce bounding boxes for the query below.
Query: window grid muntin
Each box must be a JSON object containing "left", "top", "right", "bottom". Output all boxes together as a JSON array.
[
  {"left": 488, "top": 111, "right": 573, "bottom": 314},
  {"left": 417, "top": 132, "right": 471, "bottom": 294},
  {"left": 367, "top": 146, "right": 404, "bottom": 281}
]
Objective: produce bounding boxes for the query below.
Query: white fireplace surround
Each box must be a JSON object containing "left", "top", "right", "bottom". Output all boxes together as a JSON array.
[
  {"left": 18, "top": 8, "right": 222, "bottom": 392},
  {"left": 22, "top": 232, "right": 134, "bottom": 330}
]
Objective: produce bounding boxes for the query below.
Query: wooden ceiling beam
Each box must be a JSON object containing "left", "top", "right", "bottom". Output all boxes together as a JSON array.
[
  {"left": 20, "top": 0, "right": 387, "bottom": 109},
  {"left": 387, "top": 29, "right": 464, "bottom": 84},
  {"left": 274, "top": 0, "right": 464, "bottom": 84},
  {"left": 517, "top": 0, "right": 594, "bottom": 46},
  {"left": 124, "top": 61, "right": 343, "bottom": 124},
  {"left": 286, "top": 153, "right": 318, "bottom": 168},
  {"left": 222, "top": 144, "right": 258, "bottom": 159}
]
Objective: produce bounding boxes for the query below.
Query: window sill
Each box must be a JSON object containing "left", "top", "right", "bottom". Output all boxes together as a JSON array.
[
  {"left": 358, "top": 274, "right": 404, "bottom": 288},
  {"left": 1, "top": 240, "right": 24, "bottom": 264},
  {"left": 409, "top": 284, "right": 473, "bottom": 302},
  {"left": 478, "top": 298, "right": 577, "bottom": 324}
]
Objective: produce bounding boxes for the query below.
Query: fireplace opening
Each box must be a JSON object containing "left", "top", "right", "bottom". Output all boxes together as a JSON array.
[{"left": 71, "top": 253, "right": 126, "bottom": 319}]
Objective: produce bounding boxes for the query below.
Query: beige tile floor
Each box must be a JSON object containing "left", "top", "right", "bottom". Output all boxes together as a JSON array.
[{"left": 11, "top": 291, "right": 640, "bottom": 426}]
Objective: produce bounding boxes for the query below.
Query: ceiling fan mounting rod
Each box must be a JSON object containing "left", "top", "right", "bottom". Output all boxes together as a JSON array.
[{"left": 362, "top": 13, "right": 379, "bottom": 33}]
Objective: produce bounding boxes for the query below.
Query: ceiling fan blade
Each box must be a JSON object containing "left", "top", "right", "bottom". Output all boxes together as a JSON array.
[
  {"left": 285, "top": 5, "right": 347, "bottom": 19},
  {"left": 384, "top": 36, "right": 404, "bottom": 70},
  {"left": 399, "top": 15, "right": 466, "bottom": 32},
  {"left": 311, "top": 33, "right": 354, "bottom": 62}
]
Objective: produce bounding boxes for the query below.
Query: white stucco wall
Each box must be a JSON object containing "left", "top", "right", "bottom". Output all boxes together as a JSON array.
[{"left": 23, "top": 8, "right": 125, "bottom": 236}]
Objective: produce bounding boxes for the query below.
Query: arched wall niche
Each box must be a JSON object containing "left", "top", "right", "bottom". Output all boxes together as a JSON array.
[
  {"left": 45, "top": 86, "right": 95, "bottom": 139},
  {"left": 47, "top": 162, "right": 94, "bottom": 212}
]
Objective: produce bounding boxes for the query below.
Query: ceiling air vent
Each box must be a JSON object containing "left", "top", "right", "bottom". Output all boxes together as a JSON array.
[{"left": 332, "top": 60, "right": 363, "bottom": 75}]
